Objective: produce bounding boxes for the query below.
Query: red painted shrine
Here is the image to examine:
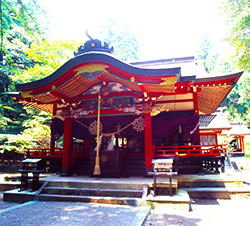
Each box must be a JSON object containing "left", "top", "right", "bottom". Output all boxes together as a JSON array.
[{"left": 10, "top": 39, "right": 243, "bottom": 176}]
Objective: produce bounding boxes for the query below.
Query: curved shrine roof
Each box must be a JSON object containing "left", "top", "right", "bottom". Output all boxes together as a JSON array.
[{"left": 11, "top": 51, "right": 243, "bottom": 115}]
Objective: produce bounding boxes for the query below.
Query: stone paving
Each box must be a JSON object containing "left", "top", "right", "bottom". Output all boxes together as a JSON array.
[
  {"left": 0, "top": 192, "right": 18, "bottom": 211},
  {"left": 144, "top": 199, "right": 250, "bottom": 226},
  {"left": 0, "top": 198, "right": 150, "bottom": 226},
  {"left": 2, "top": 167, "right": 250, "bottom": 225},
  {"left": 2, "top": 197, "right": 250, "bottom": 226}
]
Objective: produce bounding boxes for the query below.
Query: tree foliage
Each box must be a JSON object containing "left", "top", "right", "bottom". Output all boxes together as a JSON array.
[
  {"left": 0, "top": 0, "right": 46, "bottom": 91},
  {"left": 12, "top": 39, "right": 79, "bottom": 83},
  {"left": 221, "top": 0, "right": 249, "bottom": 70},
  {"left": 97, "top": 18, "right": 139, "bottom": 62},
  {"left": 197, "top": 1, "right": 249, "bottom": 126},
  {"left": 0, "top": 1, "right": 78, "bottom": 154},
  {"left": 0, "top": 111, "right": 51, "bottom": 153},
  {"left": 219, "top": 0, "right": 250, "bottom": 125},
  {"left": 197, "top": 35, "right": 219, "bottom": 73},
  {"left": 0, "top": 0, "right": 47, "bottom": 135}
]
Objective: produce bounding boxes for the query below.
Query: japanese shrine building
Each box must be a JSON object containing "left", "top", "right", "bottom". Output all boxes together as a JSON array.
[
  {"left": 10, "top": 39, "right": 243, "bottom": 176},
  {"left": 200, "top": 108, "right": 249, "bottom": 156}
]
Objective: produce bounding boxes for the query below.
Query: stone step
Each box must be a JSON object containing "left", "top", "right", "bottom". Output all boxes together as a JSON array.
[
  {"left": 42, "top": 187, "right": 143, "bottom": 198},
  {"left": 186, "top": 186, "right": 250, "bottom": 199},
  {"left": 178, "top": 178, "right": 244, "bottom": 188},
  {"left": 38, "top": 193, "right": 144, "bottom": 206},
  {"left": 47, "top": 181, "right": 145, "bottom": 190},
  {"left": 146, "top": 189, "right": 190, "bottom": 204}
]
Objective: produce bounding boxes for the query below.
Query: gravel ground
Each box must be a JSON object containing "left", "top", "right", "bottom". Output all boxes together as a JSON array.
[
  {"left": 0, "top": 192, "right": 18, "bottom": 211},
  {"left": 144, "top": 198, "right": 250, "bottom": 226},
  {"left": 1, "top": 159, "right": 250, "bottom": 225},
  {"left": 1, "top": 196, "right": 250, "bottom": 226},
  {"left": 0, "top": 200, "right": 149, "bottom": 226}
]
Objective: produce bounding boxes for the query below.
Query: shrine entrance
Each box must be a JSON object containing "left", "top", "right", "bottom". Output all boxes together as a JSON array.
[{"left": 10, "top": 38, "right": 242, "bottom": 176}]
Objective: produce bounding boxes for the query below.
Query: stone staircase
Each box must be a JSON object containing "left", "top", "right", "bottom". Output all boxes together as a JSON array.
[
  {"left": 39, "top": 180, "right": 145, "bottom": 206},
  {"left": 178, "top": 174, "right": 250, "bottom": 199},
  {"left": 4, "top": 179, "right": 147, "bottom": 206}
]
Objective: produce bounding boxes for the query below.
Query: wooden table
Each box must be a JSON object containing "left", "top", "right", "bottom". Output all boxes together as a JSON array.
[{"left": 148, "top": 171, "right": 178, "bottom": 196}]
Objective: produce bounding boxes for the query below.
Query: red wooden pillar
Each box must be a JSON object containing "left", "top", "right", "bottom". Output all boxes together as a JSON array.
[
  {"left": 240, "top": 136, "right": 245, "bottom": 153},
  {"left": 50, "top": 104, "right": 57, "bottom": 150},
  {"left": 144, "top": 112, "right": 153, "bottom": 172},
  {"left": 193, "top": 87, "right": 200, "bottom": 145},
  {"left": 61, "top": 117, "right": 72, "bottom": 176}
]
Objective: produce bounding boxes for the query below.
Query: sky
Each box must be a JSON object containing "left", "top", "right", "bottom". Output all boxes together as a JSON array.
[{"left": 37, "top": 0, "right": 230, "bottom": 60}]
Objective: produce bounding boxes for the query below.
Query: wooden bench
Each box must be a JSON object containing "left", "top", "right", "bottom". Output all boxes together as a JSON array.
[{"left": 148, "top": 171, "right": 178, "bottom": 196}]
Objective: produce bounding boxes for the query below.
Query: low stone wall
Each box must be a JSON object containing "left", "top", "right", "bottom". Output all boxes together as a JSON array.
[
  {"left": 0, "top": 160, "right": 23, "bottom": 173},
  {"left": 0, "top": 151, "right": 24, "bottom": 173}
]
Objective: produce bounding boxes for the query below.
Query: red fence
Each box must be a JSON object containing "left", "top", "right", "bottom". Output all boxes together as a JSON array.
[
  {"left": 153, "top": 145, "right": 224, "bottom": 158},
  {"left": 26, "top": 144, "right": 225, "bottom": 160},
  {"left": 26, "top": 148, "right": 63, "bottom": 158},
  {"left": 26, "top": 146, "right": 85, "bottom": 165}
]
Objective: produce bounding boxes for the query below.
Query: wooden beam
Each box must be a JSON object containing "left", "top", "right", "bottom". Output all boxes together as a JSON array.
[{"left": 50, "top": 90, "right": 72, "bottom": 103}]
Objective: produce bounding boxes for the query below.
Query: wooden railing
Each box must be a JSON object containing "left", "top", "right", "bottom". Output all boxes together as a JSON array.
[
  {"left": 153, "top": 145, "right": 224, "bottom": 158},
  {"left": 25, "top": 146, "right": 85, "bottom": 164},
  {"left": 26, "top": 144, "right": 225, "bottom": 160},
  {"left": 26, "top": 148, "right": 63, "bottom": 158}
]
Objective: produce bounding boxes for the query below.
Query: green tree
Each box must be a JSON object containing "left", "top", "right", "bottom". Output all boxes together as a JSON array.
[
  {"left": 1, "top": 111, "right": 51, "bottom": 153},
  {"left": 221, "top": 0, "right": 249, "bottom": 70},
  {"left": 222, "top": 72, "right": 250, "bottom": 126},
  {"left": 97, "top": 18, "right": 139, "bottom": 62},
  {"left": 0, "top": 0, "right": 46, "bottom": 91},
  {"left": 0, "top": 0, "right": 47, "bottom": 134},
  {"left": 12, "top": 39, "right": 80, "bottom": 83},
  {"left": 219, "top": 0, "right": 249, "bottom": 125},
  {"left": 3, "top": 38, "right": 80, "bottom": 150},
  {"left": 197, "top": 35, "right": 219, "bottom": 73}
]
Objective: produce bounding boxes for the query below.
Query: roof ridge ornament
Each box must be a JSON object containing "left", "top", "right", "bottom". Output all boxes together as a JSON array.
[{"left": 74, "top": 32, "right": 114, "bottom": 57}]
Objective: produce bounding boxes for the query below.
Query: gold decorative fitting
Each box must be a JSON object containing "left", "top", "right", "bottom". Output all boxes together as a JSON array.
[
  {"left": 91, "top": 42, "right": 95, "bottom": 47},
  {"left": 142, "top": 103, "right": 152, "bottom": 113},
  {"left": 21, "top": 91, "right": 32, "bottom": 98},
  {"left": 130, "top": 77, "right": 135, "bottom": 82},
  {"left": 160, "top": 77, "right": 177, "bottom": 85},
  {"left": 52, "top": 85, "right": 56, "bottom": 89}
]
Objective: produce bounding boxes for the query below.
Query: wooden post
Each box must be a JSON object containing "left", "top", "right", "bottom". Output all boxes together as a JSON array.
[
  {"left": 144, "top": 112, "right": 153, "bottom": 171},
  {"left": 240, "top": 136, "right": 245, "bottom": 153},
  {"left": 193, "top": 87, "right": 200, "bottom": 145},
  {"left": 50, "top": 104, "right": 57, "bottom": 150},
  {"left": 93, "top": 94, "right": 101, "bottom": 176},
  {"left": 61, "top": 117, "right": 72, "bottom": 176}
]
